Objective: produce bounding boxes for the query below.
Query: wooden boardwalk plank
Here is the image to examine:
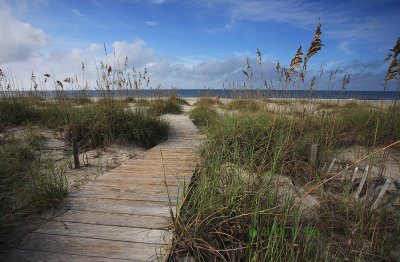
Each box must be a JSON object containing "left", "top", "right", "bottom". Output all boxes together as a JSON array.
[
  {"left": 5, "top": 114, "right": 201, "bottom": 261},
  {"left": 69, "top": 190, "right": 178, "bottom": 203},
  {"left": 12, "top": 234, "right": 163, "bottom": 261},
  {"left": 59, "top": 210, "right": 169, "bottom": 229},
  {"left": 3, "top": 249, "right": 136, "bottom": 262},
  {"left": 34, "top": 221, "right": 170, "bottom": 244}
]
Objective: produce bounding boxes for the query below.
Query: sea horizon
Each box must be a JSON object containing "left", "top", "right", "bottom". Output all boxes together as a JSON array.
[{"left": 1, "top": 89, "right": 399, "bottom": 100}]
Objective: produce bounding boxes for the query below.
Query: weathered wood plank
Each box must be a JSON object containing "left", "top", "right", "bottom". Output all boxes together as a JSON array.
[
  {"left": 64, "top": 197, "right": 173, "bottom": 217},
  {"left": 35, "top": 221, "right": 170, "bottom": 244},
  {"left": 2, "top": 249, "right": 137, "bottom": 262},
  {"left": 69, "top": 189, "right": 179, "bottom": 203},
  {"left": 83, "top": 183, "right": 181, "bottom": 192},
  {"left": 59, "top": 210, "right": 169, "bottom": 229},
  {"left": 15, "top": 234, "right": 165, "bottom": 261},
  {"left": 355, "top": 164, "right": 369, "bottom": 200}
]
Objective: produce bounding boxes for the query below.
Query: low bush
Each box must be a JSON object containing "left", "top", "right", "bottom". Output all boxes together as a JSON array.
[
  {"left": 147, "top": 98, "right": 183, "bottom": 116},
  {"left": 194, "top": 97, "right": 222, "bottom": 106},
  {"left": 189, "top": 105, "right": 219, "bottom": 127},
  {"left": 224, "top": 99, "right": 261, "bottom": 112}
]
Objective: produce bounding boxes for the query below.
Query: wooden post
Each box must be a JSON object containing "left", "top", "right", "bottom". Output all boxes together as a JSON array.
[
  {"left": 371, "top": 179, "right": 391, "bottom": 210},
  {"left": 310, "top": 143, "right": 320, "bottom": 168},
  {"left": 355, "top": 165, "right": 369, "bottom": 200},
  {"left": 72, "top": 137, "right": 80, "bottom": 169},
  {"left": 326, "top": 158, "right": 336, "bottom": 174},
  {"left": 348, "top": 166, "right": 359, "bottom": 193}
]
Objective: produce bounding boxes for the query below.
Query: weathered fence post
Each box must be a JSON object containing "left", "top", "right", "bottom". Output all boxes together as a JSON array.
[
  {"left": 371, "top": 178, "right": 391, "bottom": 210},
  {"left": 355, "top": 164, "right": 369, "bottom": 200},
  {"left": 72, "top": 136, "right": 80, "bottom": 169},
  {"left": 310, "top": 143, "right": 320, "bottom": 168}
]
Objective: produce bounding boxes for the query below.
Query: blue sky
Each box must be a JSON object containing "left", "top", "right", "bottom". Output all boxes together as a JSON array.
[{"left": 0, "top": 0, "right": 399, "bottom": 90}]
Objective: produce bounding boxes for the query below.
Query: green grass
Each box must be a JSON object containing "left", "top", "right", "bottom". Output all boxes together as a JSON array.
[
  {"left": 189, "top": 105, "right": 219, "bottom": 128},
  {"left": 168, "top": 95, "right": 190, "bottom": 106},
  {"left": 0, "top": 95, "right": 169, "bottom": 232},
  {"left": 194, "top": 97, "right": 222, "bottom": 106},
  {"left": 169, "top": 102, "right": 400, "bottom": 261},
  {"left": 0, "top": 130, "right": 68, "bottom": 232},
  {"left": 0, "top": 97, "right": 169, "bottom": 149},
  {"left": 223, "top": 99, "right": 261, "bottom": 112},
  {"left": 147, "top": 98, "right": 183, "bottom": 116}
]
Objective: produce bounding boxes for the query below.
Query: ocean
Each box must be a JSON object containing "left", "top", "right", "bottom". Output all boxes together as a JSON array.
[{"left": 1, "top": 89, "right": 399, "bottom": 100}]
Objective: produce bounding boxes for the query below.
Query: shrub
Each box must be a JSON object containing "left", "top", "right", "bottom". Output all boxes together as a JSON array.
[
  {"left": 189, "top": 105, "right": 219, "bottom": 127},
  {"left": 147, "top": 99, "right": 183, "bottom": 116},
  {"left": 224, "top": 99, "right": 261, "bottom": 112},
  {"left": 194, "top": 97, "right": 222, "bottom": 106},
  {"left": 0, "top": 98, "right": 40, "bottom": 126}
]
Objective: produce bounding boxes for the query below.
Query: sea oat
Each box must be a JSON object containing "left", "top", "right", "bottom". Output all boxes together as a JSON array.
[
  {"left": 256, "top": 48, "right": 262, "bottom": 66},
  {"left": 303, "top": 21, "right": 323, "bottom": 72},
  {"left": 385, "top": 37, "right": 400, "bottom": 81},
  {"left": 341, "top": 73, "right": 351, "bottom": 92},
  {"left": 289, "top": 46, "right": 303, "bottom": 73}
]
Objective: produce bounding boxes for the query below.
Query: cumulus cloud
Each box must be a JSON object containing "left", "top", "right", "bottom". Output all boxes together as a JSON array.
[
  {"left": 112, "top": 40, "right": 156, "bottom": 66},
  {"left": 0, "top": 8, "right": 392, "bottom": 91},
  {"left": 0, "top": 10, "right": 49, "bottom": 63}
]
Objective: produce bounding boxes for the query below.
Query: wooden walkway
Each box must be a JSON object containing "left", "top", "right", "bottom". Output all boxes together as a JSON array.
[{"left": 3, "top": 115, "right": 202, "bottom": 261}]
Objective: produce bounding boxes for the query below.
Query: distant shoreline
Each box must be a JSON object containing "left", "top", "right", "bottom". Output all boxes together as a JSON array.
[{"left": 1, "top": 89, "right": 399, "bottom": 101}]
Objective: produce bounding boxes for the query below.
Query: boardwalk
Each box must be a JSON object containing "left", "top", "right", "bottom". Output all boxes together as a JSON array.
[{"left": 3, "top": 115, "right": 202, "bottom": 261}]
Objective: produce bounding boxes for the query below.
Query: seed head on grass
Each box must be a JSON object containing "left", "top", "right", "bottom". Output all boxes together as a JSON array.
[
  {"left": 289, "top": 46, "right": 303, "bottom": 73},
  {"left": 256, "top": 48, "right": 262, "bottom": 66},
  {"left": 276, "top": 61, "right": 281, "bottom": 75},
  {"left": 341, "top": 73, "right": 351, "bottom": 92},
  {"left": 384, "top": 37, "right": 400, "bottom": 81},
  {"left": 303, "top": 21, "right": 323, "bottom": 72},
  {"left": 309, "top": 76, "right": 316, "bottom": 92}
]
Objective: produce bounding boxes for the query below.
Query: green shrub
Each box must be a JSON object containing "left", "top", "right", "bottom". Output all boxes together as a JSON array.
[
  {"left": 189, "top": 105, "right": 219, "bottom": 127},
  {"left": 0, "top": 98, "right": 40, "bottom": 126},
  {"left": 168, "top": 95, "right": 190, "bottom": 106},
  {"left": 194, "top": 97, "right": 222, "bottom": 106},
  {"left": 147, "top": 99, "right": 183, "bottom": 116},
  {"left": 224, "top": 99, "right": 261, "bottom": 112},
  {"left": 65, "top": 102, "right": 168, "bottom": 149}
]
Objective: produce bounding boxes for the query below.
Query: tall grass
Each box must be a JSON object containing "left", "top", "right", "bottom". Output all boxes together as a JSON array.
[
  {"left": 0, "top": 130, "right": 68, "bottom": 232},
  {"left": 170, "top": 28, "right": 400, "bottom": 260},
  {"left": 223, "top": 99, "right": 261, "bottom": 112},
  {"left": 189, "top": 105, "right": 218, "bottom": 128},
  {"left": 0, "top": 52, "right": 171, "bottom": 232},
  {"left": 147, "top": 98, "right": 183, "bottom": 116},
  {"left": 170, "top": 104, "right": 400, "bottom": 260}
]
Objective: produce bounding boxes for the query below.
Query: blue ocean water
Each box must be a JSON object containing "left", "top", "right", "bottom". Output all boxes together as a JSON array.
[
  {"left": 165, "top": 89, "right": 400, "bottom": 100},
  {"left": 2, "top": 89, "right": 399, "bottom": 100}
]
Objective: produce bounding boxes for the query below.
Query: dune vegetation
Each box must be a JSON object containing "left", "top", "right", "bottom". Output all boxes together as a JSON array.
[
  {"left": 0, "top": 54, "right": 191, "bottom": 233},
  {"left": 170, "top": 28, "right": 400, "bottom": 261}
]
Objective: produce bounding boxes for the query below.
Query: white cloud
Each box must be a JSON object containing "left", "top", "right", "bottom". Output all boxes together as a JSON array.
[
  {"left": 112, "top": 40, "right": 156, "bottom": 66},
  {"left": 145, "top": 21, "right": 159, "bottom": 26},
  {"left": 72, "top": 8, "right": 83, "bottom": 17},
  {"left": 0, "top": 10, "right": 49, "bottom": 63}
]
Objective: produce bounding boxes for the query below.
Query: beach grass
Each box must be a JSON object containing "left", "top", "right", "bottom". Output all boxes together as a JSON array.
[
  {"left": 169, "top": 101, "right": 400, "bottom": 260},
  {"left": 0, "top": 93, "right": 169, "bottom": 232},
  {"left": 169, "top": 29, "right": 400, "bottom": 260},
  {"left": 147, "top": 98, "right": 183, "bottom": 116},
  {"left": 0, "top": 129, "right": 68, "bottom": 232}
]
